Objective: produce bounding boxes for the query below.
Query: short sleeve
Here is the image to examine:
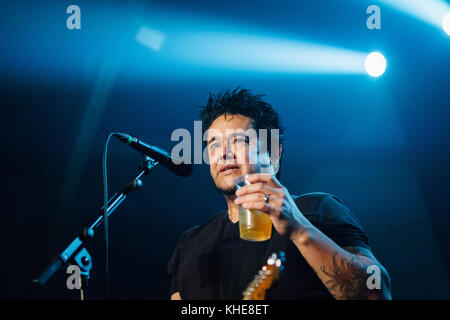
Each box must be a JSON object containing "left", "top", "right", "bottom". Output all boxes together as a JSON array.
[
  {"left": 167, "top": 230, "right": 189, "bottom": 295},
  {"left": 314, "top": 194, "right": 370, "bottom": 250}
]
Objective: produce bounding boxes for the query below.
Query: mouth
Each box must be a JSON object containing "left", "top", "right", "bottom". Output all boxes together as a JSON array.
[{"left": 219, "top": 164, "right": 240, "bottom": 175}]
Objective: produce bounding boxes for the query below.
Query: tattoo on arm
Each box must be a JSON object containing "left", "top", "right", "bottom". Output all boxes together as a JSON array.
[{"left": 319, "top": 249, "right": 380, "bottom": 300}]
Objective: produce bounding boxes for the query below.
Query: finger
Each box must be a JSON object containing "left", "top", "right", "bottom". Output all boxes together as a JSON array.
[
  {"left": 241, "top": 201, "right": 275, "bottom": 214},
  {"left": 246, "top": 173, "right": 281, "bottom": 187},
  {"left": 241, "top": 195, "right": 284, "bottom": 215},
  {"left": 241, "top": 194, "right": 283, "bottom": 211},
  {"left": 234, "top": 192, "right": 266, "bottom": 205},
  {"left": 235, "top": 183, "right": 278, "bottom": 197}
]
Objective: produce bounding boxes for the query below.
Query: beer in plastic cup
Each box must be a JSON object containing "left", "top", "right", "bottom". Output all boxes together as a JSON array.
[{"left": 234, "top": 174, "right": 272, "bottom": 241}]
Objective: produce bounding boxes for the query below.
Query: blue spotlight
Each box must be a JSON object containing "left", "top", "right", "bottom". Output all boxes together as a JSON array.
[
  {"left": 136, "top": 27, "right": 165, "bottom": 51},
  {"left": 365, "top": 52, "right": 386, "bottom": 77},
  {"left": 136, "top": 15, "right": 369, "bottom": 75},
  {"left": 165, "top": 32, "right": 368, "bottom": 74},
  {"left": 378, "top": 0, "right": 450, "bottom": 34},
  {"left": 443, "top": 12, "right": 450, "bottom": 35}
]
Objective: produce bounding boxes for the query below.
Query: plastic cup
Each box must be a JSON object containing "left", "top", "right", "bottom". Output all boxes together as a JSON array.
[{"left": 234, "top": 174, "right": 272, "bottom": 241}]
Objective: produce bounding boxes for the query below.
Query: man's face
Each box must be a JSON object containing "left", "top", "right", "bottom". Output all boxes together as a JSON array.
[{"left": 206, "top": 114, "right": 259, "bottom": 196}]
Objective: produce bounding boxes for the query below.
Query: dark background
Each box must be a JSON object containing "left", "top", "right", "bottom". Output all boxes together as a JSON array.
[{"left": 1, "top": 0, "right": 449, "bottom": 299}]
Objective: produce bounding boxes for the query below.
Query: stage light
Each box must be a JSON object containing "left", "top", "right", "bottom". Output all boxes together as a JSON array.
[
  {"left": 169, "top": 33, "right": 369, "bottom": 74},
  {"left": 379, "top": 0, "right": 450, "bottom": 33},
  {"left": 365, "top": 52, "right": 386, "bottom": 77},
  {"left": 136, "top": 26, "right": 368, "bottom": 75},
  {"left": 136, "top": 27, "right": 165, "bottom": 51},
  {"left": 443, "top": 12, "right": 450, "bottom": 35}
]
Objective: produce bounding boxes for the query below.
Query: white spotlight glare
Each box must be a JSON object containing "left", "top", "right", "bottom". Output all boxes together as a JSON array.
[
  {"left": 136, "top": 27, "right": 165, "bottom": 51},
  {"left": 443, "top": 12, "right": 450, "bottom": 35},
  {"left": 365, "top": 52, "right": 386, "bottom": 77}
]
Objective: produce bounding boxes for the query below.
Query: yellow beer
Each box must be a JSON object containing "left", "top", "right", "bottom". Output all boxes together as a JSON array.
[{"left": 238, "top": 207, "right": 272, "bottom": 241}]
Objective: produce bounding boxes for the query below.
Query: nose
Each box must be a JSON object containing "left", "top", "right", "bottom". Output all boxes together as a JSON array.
[{"left": 221, "top": 141, "right": 235, "bottom": 161}]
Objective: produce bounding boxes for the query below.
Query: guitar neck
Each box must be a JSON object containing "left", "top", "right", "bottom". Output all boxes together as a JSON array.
[{"left": 242, "top": 252, "right": 285, "bottom": 300}]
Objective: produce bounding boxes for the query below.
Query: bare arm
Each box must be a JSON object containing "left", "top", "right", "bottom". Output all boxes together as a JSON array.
[
  {"left": 235, "top": 175, "right": 392, "bottom": 300},
  {"left": 291, "top": 227, "right": 392, "bottom": 300}
]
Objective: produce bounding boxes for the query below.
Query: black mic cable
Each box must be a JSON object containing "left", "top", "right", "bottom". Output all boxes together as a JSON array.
[{"left": 103, "top": 132, "right": 121, "bottom": 299}]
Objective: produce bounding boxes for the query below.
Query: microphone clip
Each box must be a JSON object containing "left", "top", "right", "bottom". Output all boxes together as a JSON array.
[{"left": 140, "top": 156, "right": 159, "bottom": 176}]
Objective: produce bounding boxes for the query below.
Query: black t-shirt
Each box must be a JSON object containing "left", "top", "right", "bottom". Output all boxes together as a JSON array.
[{"left": 167, "top": 192, "right": 370, "bottom": 300}]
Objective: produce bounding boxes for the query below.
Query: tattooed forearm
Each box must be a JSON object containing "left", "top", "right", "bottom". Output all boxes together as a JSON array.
[
  {"left": 291, "top": 225, "right": 392, "bottom": 299},
  {"left": 319, "top": 251, "right": 380, "bottom": 300}
]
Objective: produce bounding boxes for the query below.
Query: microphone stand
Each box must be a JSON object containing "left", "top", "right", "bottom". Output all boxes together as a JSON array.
[{"left": 33, "top": 156, "right": 158, "bottom": 300}]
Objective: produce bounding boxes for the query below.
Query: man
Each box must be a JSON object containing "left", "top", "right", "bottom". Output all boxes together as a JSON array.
[{"left": 168, "top": 87, "right": 391, "bottom": 300}]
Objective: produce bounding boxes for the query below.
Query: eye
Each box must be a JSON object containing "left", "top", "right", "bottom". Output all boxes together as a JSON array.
[
  {"left": 209, "top": 142, "right": 220, "bottom": 150},
  {"left": 232, "top": 136, "right": 247, "bottom": 144}
]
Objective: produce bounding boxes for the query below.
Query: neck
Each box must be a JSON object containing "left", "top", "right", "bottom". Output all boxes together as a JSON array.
[{"left": 225, "top": 196, "right": 239, "bottom": 223}]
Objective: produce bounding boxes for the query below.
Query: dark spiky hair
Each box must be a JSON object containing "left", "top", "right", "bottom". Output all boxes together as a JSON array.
[{"left": 200, "top": 87, "right": 284, "bottom": 178}]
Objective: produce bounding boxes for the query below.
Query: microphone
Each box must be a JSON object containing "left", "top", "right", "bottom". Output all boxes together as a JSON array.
[{"left": 115, "top": 133, "right": 193, "bottom": 177}]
